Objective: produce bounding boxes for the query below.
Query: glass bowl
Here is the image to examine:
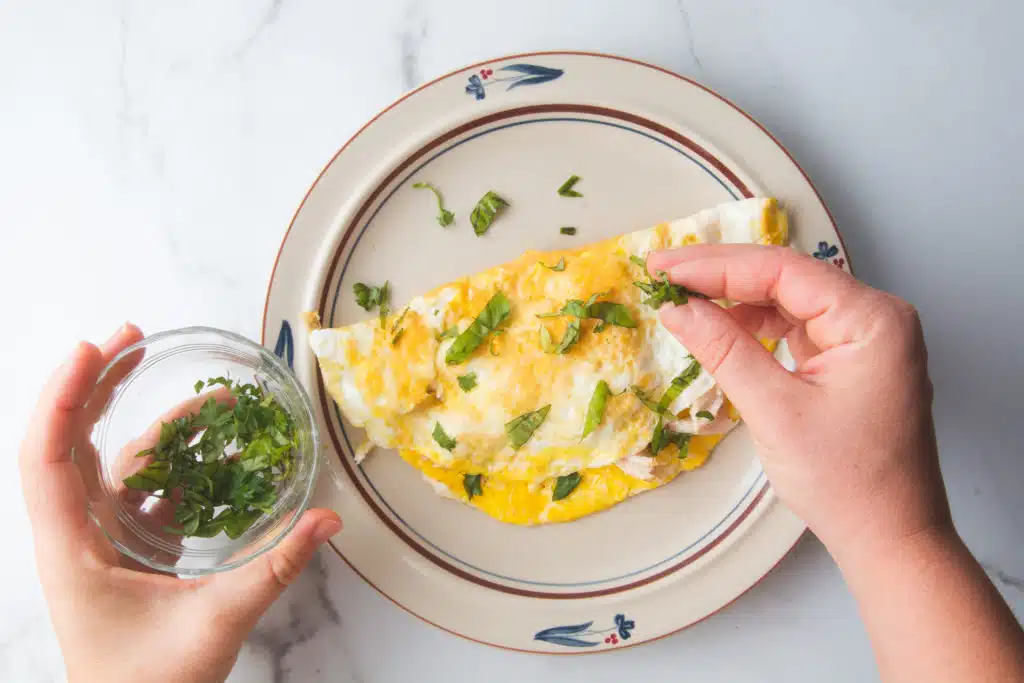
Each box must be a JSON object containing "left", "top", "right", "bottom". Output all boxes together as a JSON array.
[{"left": 81, "top": 326, "right": 321, "bottom": 576}]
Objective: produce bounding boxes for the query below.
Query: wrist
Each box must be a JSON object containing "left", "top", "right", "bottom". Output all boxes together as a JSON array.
[{"left": 825, "top": 520, "right": 962, "bottom": 579}]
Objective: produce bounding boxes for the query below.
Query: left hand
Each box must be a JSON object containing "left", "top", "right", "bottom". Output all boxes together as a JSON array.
[{"left": 20, "top": 324, "right": 342, "bottom": 683}]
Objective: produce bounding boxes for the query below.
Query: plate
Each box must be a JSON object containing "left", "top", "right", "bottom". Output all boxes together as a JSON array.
[{"left": 261, "top": 51, "right": 848, "bottom": 653}]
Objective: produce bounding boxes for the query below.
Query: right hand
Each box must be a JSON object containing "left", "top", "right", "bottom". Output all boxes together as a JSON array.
[{"left": 648, "top": 245, "right": 950, "bottom": 559}]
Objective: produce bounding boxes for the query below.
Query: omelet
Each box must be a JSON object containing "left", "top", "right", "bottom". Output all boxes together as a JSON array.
[{"left": 307, "top": 197, "right": 787, "bottom": 525}]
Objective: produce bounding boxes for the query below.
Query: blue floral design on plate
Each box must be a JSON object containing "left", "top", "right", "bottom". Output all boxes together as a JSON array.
[
  {"left": 465, "top": 63, "right": 564, "bottom": 100},
  {"left": 273, "top": 320, "right": 294, "bottom": 369},
  {"left": 812, "top": 240, "right": 846, "bottom": 268},
  {"left": 534, "top": 613, "right": 635, "bottom": 648}
]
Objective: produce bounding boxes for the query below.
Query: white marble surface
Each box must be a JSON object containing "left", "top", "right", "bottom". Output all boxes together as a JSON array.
[{"left": 3, "top": 0, "right": 1023, "bottom": 680}]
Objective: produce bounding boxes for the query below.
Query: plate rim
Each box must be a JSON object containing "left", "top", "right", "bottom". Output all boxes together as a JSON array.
[{"left": 261, "top": 49, "right": 847, "bottom": 653}]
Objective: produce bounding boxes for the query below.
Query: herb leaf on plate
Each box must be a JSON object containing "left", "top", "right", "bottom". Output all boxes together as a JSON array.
[
  {"left": 557, "top": 175, "right": 583, "bottom": 198},
  {"left": 457, "top": 372, "right": 478, "bottom": 392},
  {"left": 412, "top": 181, "right": 455, "bottom": 227},
  {"left": 559, "top": 226, "right": 577, "bottom": 236},
  {"left": 469, "top": 191, "right": 509, "bottom": 236}
]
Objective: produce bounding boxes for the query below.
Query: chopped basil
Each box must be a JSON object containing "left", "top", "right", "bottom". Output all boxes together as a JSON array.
[
  {"left": 581, "top": 380, "right": 610, "bottom": 440},
  {"left": 629, "top": 254, "right": 647, "bottom": 269},
  {"left": 650, "top": 418, "right": 691, "bottom": 457},
  {"left": 552, "top": 472, "right": 582, "bottom": 501},
  {"left": 445, "top": 292, "right": 511, "bottom": 364},
  {"left": 469, "top": 191, "right": 509, "bottom": 236},
  {"left": 631, "top": 386, "right": 663, "bottom": 414},
  {"left": 539, "top": 294, "right": 635, "bottom": 331},
  {"left": 539, "top": 324, "right": 555, "bottom": 352},
  {"left": 457, "top": 373, "right": 477, "bottom": 392},
  {"left": 557, "top": 175, "right": 583, "bottom": 198},
  {"left": 560, "top": 226, "right": 577, "bottom": 236},
  {"left": 552, "top": 319, "right": 581, "bottom": 354},
  {"left": 540, "top": 257, "right": 566, "bottom": 271},
  {"left": 696, "top": 410, "right": 715, "bottom": 420},
  {"left": 412, "top": 181, "right": 455, "bottom": 227},
  {"left": 505, "top": 405, "right": 551, "bottom": 450},
  {"left": 432, "top": 422, "right": 457, "bottom": 452},
  {"left": 463, "top": 473, "right": 483, "bottom": 499},
  {"left": 656, "top": 359, "right": 702, "bottom": 413},
  {"left": 437, "top": 325, "right": 459, "bottom": 341},
  {"left": 390, "top": 306, "right": 411, "bottom": 345},
  {"left": 634, "top": 270, "right": 706, "bottom": 309}
]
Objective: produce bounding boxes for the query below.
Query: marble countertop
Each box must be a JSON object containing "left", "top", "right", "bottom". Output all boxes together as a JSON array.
[{"left": 3, "top": 1, "right": 1022, "bottom": 681}]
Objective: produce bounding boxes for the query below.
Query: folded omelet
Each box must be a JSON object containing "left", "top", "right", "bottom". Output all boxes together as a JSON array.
[{"left": 307, "top": 197, "right": 787, "bottom": 525}]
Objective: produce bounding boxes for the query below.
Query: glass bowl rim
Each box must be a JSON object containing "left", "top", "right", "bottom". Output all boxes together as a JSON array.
[{"left": 81, "top": 325, "right": 321, "bottom": 577}]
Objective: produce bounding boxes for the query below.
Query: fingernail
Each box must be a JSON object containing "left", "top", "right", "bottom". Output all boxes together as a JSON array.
[{"left": 312, "top": 517, "right": 342, "bottom": 543}]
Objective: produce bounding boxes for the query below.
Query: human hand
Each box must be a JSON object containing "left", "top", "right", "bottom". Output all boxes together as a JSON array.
[
  {"left": 20, "top": 324, "right": 342, "bottom": 683},
  {"left": 648, "top": 245, "right": 950, "bottom": 560}
]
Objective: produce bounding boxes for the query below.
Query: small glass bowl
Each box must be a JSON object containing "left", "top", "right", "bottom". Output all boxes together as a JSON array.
[{"left": 82, "top": 326, "right": 320, "bottom": 576}]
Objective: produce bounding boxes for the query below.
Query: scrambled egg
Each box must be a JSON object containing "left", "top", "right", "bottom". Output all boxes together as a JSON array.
[{"left": 307, "top": 197, "right": 787, "bottom": 525}]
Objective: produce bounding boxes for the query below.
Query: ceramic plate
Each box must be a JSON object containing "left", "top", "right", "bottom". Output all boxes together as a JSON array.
[{"left": 262, "top": 51, "right": 849, "bottom": 653}]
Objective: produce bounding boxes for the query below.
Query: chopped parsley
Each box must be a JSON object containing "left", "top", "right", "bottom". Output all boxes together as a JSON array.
[
  {"left": 553, "top": 472, "right": 582, "bottom": 501},
  {"left": 353, "top": 281, "right": 391, "bottom": 326},
  {"left": 557, "top": 175, "right": 583, "bottom": 198},
  {"left": 122, "top": 377, "right": 298, "bottom": 539},
  {"left": 506, "top": 405, "right": 551, "bottom": 450},
  {"left": 412, "top": 181, "right": 455, "bottom": 227},
  {"left": 560, "top": 226, "right": 577, "bottom": 236},
  {"left": 457, "top": 373, "right": 478, "bottom": 392},
  {"left": 581, "top": 380, "right": 610, "bottom": 440},
  {"left": 470, "top": 191, "right": 509, "bottom": 236},
  {"left": 432, "top": 422, "right": 457, "bottom": 452},
  {"left": 390, "top": 306, "right": 410, "bottom": 345},
  {"left": 463, "top": 473, "right": 483, "bottom": 499},
  {"left": 445, "top": 292, "right": 511, "bottom": 364},
  {"left": 540, "top": 257, "right": 566, "bottom": 271}
]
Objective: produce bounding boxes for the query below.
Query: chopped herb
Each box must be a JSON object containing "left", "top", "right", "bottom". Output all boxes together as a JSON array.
[
  {"left": 650, "top": 418, "right": 691, "bottom": 457},
  {"left": 390, "top": 306, "right": 411, "bottom": 345},
  {"left": 629, "top": 254, "right": 647, "bottom": 269},
  {"left": 489, "top": 328, "right": 505, "bottom": 356},
  {"left": 412, "top": 181, "right": 455, "bottom": 227},
  {"left": 540, "top": 257, "right": 566, "bottom": 272},
  {"left": 557, "top": 175, "right": 583, "bottom": 198},
  {"left": 457, "top": 373, "right": 478, "bottom": 392},
  {"left": 391, "top": 329, "right": 404, "bottom": 345},
  {"left": 540, "top": 294, "right": 636, "bottom": 330},
  {"left": 696, "top": 410, "right": 715, "bottom": 420},
  {"left": 353, "top": 281, "right": 391, "bottom": 326},
  {"left": 463, "top": 473, "right": 483, "bottom": 499},
  {"left": 445, "top": 292, "right": 511, "bottom": 364},
  {"left": 656, "top": 359, "right": 702, "bottom": 413},
  {"left": 552, "top": 319, "right": 581, "bottom": 354},
  {"left": 469, "top": 191, "right": 509, "bottom": 236},
  {"left": 560, "top": 226, "right": 577, "bottom": 236},
  {"left": 581, "top": 380, "right": 610, "bottom": 440},
  {"left": 122, "top": 377, "right": 298, "bottom": 539},
  {"left": 193, "top": 380, "right": 205, "bottom": 394},
  {"left": 432, "top": 422, "right": 457, "bottom": 452},
  {"left": 631, "top": 386, "right": 663, "bottom": 414},
  {"left": 553, "top": 472, "right": 582, "bottom": 501},
  {"left": 505, "top": 405, "right": 551, "bottom": 450},
  {"left": 539, "top": 324, "right": 554, "bottom": 352},
  {"left": 633, "top": 270, "right": 705, "bottom": 309},
  {"left": 437, "top": 325, "right": 459, "bottom": 341}
]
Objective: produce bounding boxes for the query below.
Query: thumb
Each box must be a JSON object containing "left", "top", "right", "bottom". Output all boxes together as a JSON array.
[
  {"left": 202, "top": 508, "right": 341, "bottom": 634},
  {"left": 660, "top": 299, "right": 796, "bottom": 418}
]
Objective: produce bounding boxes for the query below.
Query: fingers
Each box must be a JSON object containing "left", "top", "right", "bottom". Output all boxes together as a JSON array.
[
  {"left": 20, "top": 342, "right": 108, "bottom": 551},
  {"left": 660, "top": 299, "right": 798, "bottom": 418},
  {"left": 83, "top": 323, "right": 145, "bottom": 426},
  {"left": 649, "top": 245, "right": 883, "bottom": 351},
  {"left": 724, "top": 304, "right": 794, "bottom": 340},
  {"left": 200, "top": 509, "right": 342, "bottom": 636}
]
